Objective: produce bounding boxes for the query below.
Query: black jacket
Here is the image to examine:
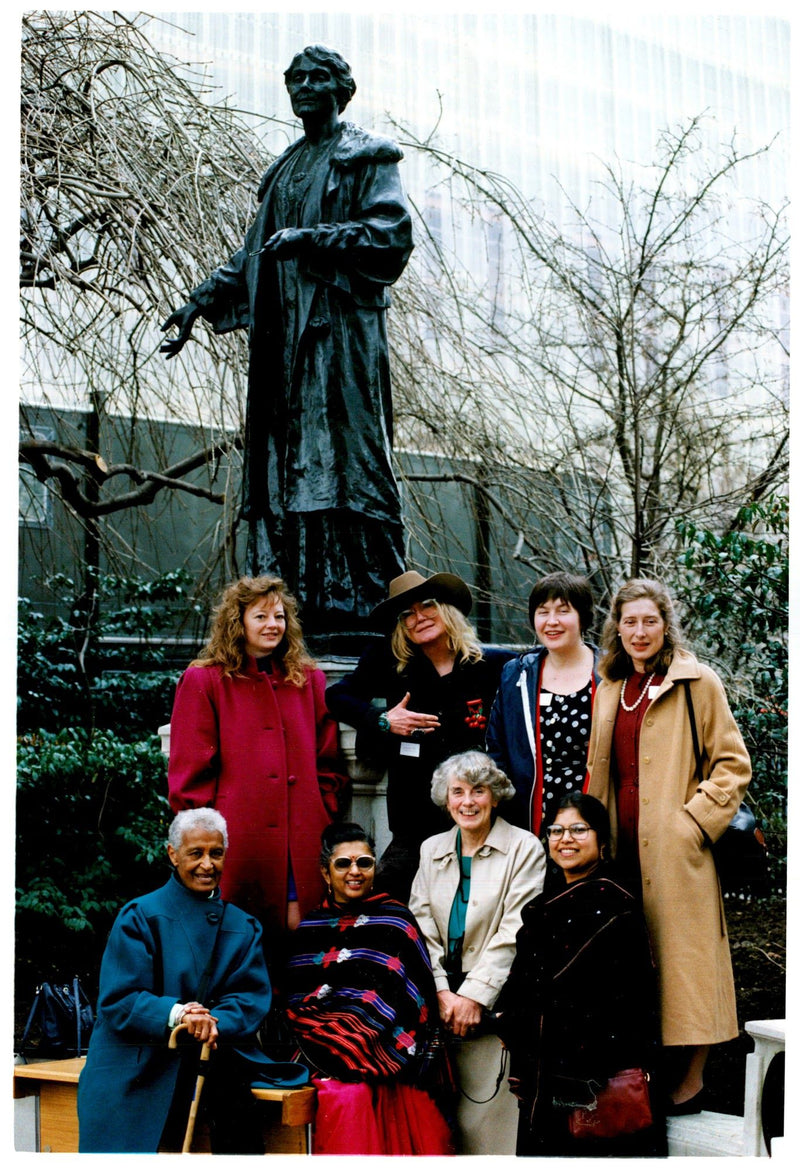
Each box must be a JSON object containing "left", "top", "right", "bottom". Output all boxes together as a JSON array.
[
  {"left": 495, "top": 866, "right": 664, "bottom": 1156},
  {"left": 326, "top": 640, "right": 516, "bottom": 845}
]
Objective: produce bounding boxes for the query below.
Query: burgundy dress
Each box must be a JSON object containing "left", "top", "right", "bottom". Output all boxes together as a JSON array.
[{"left": 612, "top": 671, "right": 665, "bottom": 890}]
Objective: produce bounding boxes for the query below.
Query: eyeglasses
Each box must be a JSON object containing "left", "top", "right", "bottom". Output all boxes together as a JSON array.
[
  {"left": 546, "top": 823, "right": 592, "bottom": 841},
  {"left": 399, "top": 598, "right": 439, "bottom": 626},
  {"left": 330, "top": 855, "right": 376, "bottom": 872}
]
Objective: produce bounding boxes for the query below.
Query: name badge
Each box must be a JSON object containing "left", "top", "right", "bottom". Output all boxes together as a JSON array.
[
  {"left": 539, "top": 692, "right": 553, "bottom": 707},
  {"left": 648, "top": 685, "right": 660, "bottom": 700},
  {"left": 400, "top": 741, "right": 421, "bottom": 757}
]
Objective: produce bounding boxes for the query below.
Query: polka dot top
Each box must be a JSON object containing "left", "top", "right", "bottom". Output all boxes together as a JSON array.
[{"left": 539, "top": 679, "right": 593, "bottom": 830}]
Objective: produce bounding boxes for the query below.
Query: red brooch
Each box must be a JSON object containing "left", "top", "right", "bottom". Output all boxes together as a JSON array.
[{"left": 465, "top": 698, "right": 487, "bottom": 730}]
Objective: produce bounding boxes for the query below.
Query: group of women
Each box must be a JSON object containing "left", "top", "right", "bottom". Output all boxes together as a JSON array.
[{"left": 157, "top": 563, "right": 750, "bottom": 1156}]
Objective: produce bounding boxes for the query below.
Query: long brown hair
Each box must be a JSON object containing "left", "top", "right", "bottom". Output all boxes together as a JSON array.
[
  {"left": 598, "top": 577, "right": 684, "bottom": 680},
  {"left": 192, "top": 576, "right": 315, "bottom": 686}
]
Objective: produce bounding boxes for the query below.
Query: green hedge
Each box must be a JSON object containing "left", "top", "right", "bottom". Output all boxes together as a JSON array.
[
  {"left": 15, "top": 573, "right": 189, "bottom": 1017},
  {"left": 16, "top": 727, "right": 171, "bottom": 1006}
]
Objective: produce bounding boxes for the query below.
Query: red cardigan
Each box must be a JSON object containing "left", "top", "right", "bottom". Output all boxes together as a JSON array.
[{"left": 168, "top": 658, "right": 346, "bottom": 930}]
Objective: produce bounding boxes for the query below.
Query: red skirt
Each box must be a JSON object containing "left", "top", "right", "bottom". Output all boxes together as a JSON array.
[{"left": 311, "top": 1076, "right": 453, "bottom": 1155}]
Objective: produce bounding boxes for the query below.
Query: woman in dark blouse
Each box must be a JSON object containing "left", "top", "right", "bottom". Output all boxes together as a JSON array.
[
  {"left": 326, "top": 570, "right": 514, "bottom": 900},
  {"left": 496, "top": 793, "right": 665, "bottom": 1157}
]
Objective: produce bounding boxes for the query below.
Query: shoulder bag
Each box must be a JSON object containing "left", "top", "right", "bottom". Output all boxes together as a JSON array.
[
  {"left": 683, "top": 680, "right": 768, "bottom": 893},
  {"left": 568, "top": 1067, "right": 652, "bottom": 1139}
]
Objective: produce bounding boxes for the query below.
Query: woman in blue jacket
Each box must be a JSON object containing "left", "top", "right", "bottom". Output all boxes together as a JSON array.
[
  {"left": 487, "top": 572, "right": 600, "bottom": 834},
  {"left": 77, "top": 808, "right": 303, "bottom": 1153}
]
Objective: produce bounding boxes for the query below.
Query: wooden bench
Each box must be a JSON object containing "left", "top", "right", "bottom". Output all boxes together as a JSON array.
[{"left": 13, "top": 1057, "right": 316, "bottom": 1153}]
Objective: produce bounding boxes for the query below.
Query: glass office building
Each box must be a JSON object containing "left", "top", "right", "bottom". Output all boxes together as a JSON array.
[{"left": 149, "top": 12, "right": 788, "bottom": 236}]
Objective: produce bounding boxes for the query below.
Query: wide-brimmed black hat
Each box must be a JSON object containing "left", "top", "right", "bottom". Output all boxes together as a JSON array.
[{"left": 370, "top": 570, "right": 472, "bottom": 631}]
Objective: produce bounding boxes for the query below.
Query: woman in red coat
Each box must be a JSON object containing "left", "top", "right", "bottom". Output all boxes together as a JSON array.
[{"left": 168, "top": 576, "right": 347, "bottom": 942}]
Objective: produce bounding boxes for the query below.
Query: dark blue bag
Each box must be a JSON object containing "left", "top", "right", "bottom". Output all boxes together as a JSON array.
[{"left": 19, "top": 977, "right": 94, "bottom": 1058}]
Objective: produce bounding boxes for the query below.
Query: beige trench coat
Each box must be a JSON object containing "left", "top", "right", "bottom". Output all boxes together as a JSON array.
[
  {"left": 410, "top": 817, "right": 546, "bottom": 1155},
  {"left": 586, "top": 648, "right": 751, "bottom": 1046},
  {"left": 409, "top": 816, "right": 546, "bottom": 1008}
]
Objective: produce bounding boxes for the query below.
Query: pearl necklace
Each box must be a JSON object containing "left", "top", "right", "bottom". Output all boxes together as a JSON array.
[{"left": 619, "top": 672, "right": 655, "bottom": 712}]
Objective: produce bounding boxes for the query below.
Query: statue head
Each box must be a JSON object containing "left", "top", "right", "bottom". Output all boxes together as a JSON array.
[{"left": 284, "top": 45, "right": 357, "bottom": 113}]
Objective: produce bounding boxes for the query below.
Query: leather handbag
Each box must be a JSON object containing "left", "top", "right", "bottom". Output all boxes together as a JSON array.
[
  {"left": 568, "top": 1067, "right": 652, "bottom": 1140},
  {"left": 683, "top": 681, "right": 768, "bottom": 893},
  {"left": 19, "top": 977, "right": 95, "bottom": 1059}
]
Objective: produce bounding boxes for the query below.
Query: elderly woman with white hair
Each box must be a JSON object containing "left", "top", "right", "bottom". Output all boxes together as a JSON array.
[
  {"left": 78, "top": 808, "right": 304, "bottom": 1153},
  {"left": 409, "top": 751, "right": 546, "bottom": 1155}
]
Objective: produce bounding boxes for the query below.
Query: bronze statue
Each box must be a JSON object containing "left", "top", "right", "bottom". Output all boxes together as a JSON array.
[{"left": 162, "top": 46, "right": 413, "bottom": 634}]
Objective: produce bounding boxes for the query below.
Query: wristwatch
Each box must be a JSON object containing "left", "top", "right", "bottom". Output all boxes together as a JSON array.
[{"left": 377, "top": 713, "right": 391, "bottom": 732}]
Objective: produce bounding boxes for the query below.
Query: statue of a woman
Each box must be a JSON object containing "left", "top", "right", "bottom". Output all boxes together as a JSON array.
[{"left": 162, "top": 46, "right": 413, "bottom": 634}]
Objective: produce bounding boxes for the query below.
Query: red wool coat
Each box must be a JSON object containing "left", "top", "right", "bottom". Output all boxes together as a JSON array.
[{"left": 168, "top": 658, "right": 346, "bottom": 931}]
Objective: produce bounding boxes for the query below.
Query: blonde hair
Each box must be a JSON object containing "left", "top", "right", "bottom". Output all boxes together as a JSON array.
[
  {"left": 599, "top": 577, "right": 684, "bottom": 681},
  {"left": 192, "top": 576, "right": 315, "bottom": 686},
  {"left": 390, "top": 599, "right": 483, "bottom": 673}
]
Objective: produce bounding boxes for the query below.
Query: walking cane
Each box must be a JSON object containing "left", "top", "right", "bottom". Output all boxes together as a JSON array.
[{"left": 169, "top": 1022, "right": 212, "bottom": 1153}]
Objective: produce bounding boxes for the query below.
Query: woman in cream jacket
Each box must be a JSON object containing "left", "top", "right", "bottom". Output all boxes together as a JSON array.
[{"left": 409, "top": 751, "right": 546, "bottom": 1154}]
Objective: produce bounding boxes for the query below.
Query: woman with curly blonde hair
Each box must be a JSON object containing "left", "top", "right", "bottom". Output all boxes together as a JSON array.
[
  {"left": 191, "top": 575, "right": 314, "bottom": 686},
  {"left": 326, "top": 572, "right": 516, "bottom": 901},
  {"left": 168, "top": 576, "right": 347, "bottom": 940}
]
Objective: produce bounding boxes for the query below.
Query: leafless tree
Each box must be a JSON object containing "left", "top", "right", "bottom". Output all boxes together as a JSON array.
[
  {"left": 389, "top": 114, "right": 789, "bottom": 596},
  {"left": 20, "top": 10, "right": 265, "bottom": 599}
]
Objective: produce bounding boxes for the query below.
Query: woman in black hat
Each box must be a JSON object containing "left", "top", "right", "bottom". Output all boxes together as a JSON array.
[{"left": 326, "top": 571, "right": 516, "bottom": 900}]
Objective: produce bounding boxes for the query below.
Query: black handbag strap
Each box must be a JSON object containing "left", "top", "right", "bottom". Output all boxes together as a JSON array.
[
  {"left": 18, "top": 986, "right": 42, "bottom": 1060},
  {"left": 683, "top": 680, "right": 704, "bottom": 784},
  {"left": 73, "top": 976, "right": 82, "bottom": 1056}
]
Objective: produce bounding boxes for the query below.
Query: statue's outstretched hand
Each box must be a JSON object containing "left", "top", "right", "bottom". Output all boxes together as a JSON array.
[
  {"left": 260, "top": 227, "right": 313, "bottom": 259},
  {"left": 160, "top": 303, "right": 200, "bottom": 357}
]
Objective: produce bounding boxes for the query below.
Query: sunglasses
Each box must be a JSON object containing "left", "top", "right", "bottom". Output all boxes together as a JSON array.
[
  {"left": 399, "top": 598, "right": 439, "bottom": 625},
  {"left": 330, "top": 855, "right": 376, "bottom": 872},
  {"left": 546, "top": 823, "right": 592, "bottom": 841}
]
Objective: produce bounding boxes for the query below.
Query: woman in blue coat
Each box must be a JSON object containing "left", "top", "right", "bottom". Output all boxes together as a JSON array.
[
  {"left": 487, "top": 572, "right": 601, "bottom": 835},
  {"left": 77, "top": 808, "right": 302, "bottom": 1153}
]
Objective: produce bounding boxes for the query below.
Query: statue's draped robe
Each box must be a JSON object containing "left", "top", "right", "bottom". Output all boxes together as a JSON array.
[{"left": 189, "top": 123, "right": 413, "bottom": 630}]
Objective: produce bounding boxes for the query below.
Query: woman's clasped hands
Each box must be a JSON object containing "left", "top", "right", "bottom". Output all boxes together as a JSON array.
[
  {"left": 180, "top": 1001, "right": 219, "bottom": 1047},
  {"left": 437, "top": 989, "right": 483, "bottom": 1038}
]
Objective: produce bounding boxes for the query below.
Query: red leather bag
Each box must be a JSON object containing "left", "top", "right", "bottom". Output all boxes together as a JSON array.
[{"left": 568, "top": 1068, "right": 652, "bottom": 1140}]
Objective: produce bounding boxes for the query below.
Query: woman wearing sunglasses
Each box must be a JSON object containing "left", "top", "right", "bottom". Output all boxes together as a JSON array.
[
  {"left": 326, "top": 570, "right": 516, "bottom": 901},
  {"left": 284, "top": 822, "right": 452, "bottom": 1155},
  {"left": 495, "top": 793, "right": 665, "bottom": 1156}
]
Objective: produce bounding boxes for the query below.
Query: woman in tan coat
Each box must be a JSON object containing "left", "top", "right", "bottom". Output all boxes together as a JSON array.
[{"left": 586, "top": 578, "right": 750, "bottom": 1113}]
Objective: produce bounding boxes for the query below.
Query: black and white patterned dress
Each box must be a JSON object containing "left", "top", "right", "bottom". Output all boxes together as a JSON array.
[{"left": 539, "top": 680, "right": 593, "bottom": 830}]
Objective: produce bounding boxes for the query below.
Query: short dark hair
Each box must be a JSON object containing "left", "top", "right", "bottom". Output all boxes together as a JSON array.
[
  {"left": 319, "top": 822, "right": 376, "bottom": 868},
  {"left": 284, "top": 45, "right": 357, "bottom": 113},
  {"left": 551, "top": 792, "right": 611, "bottom": 856},
  {"left": 528, "top": 572, "right": 595, "bottom": 635}
]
